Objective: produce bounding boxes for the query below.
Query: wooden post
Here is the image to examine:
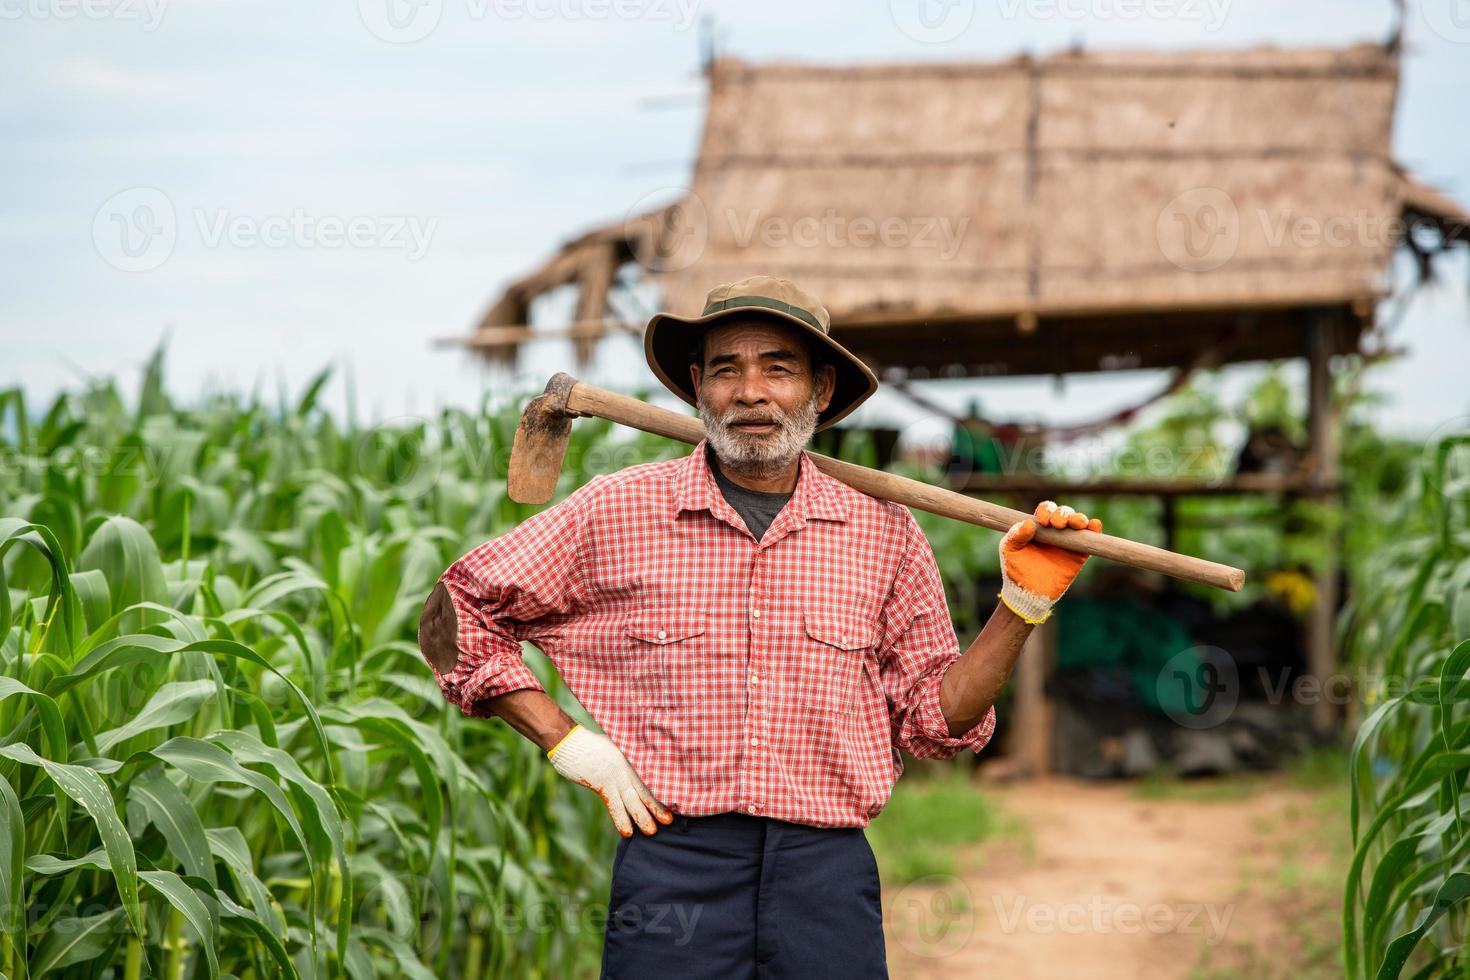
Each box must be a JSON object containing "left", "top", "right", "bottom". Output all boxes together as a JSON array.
[
  {"left": 1161, "top": 494, "right": 1178, "bottom": 555},
  {"left": 1010, "top": 615, "right": 1058, "bottom": 775},
  {"left": 1306, "top": 313, "right": 1342, "bottom": 733}
]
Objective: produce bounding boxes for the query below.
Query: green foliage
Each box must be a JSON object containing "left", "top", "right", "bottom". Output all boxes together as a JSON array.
[
  {"left": 865, "top": 766, "right": 1006, "bottom": 884},
  {"left": 0, "top": 347, "right": 703, "bottom": 978},
  {"left": 1340, "top": 426, "right": 1470, "bottom": 979}
]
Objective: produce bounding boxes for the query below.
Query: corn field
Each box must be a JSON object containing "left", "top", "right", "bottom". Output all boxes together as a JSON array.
[
  {"left": 4, "top": 347, "right": 1469, "bottom": 977},
  {"left": 0, "top": 351, "right": 699, "bottom": 978},
  {"left": 1342, "top": 426, "right": 1470, "bottom": 979}
]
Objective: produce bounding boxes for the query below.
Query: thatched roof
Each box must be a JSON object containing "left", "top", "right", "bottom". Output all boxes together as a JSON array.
[{"left": 458, "top": 42, "right": 1469, "bottom": 377}]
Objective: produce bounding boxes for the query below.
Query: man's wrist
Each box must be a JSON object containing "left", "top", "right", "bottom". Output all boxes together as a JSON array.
[
  {"left": 546, "top": 723, "right": 581, "bottom": 760},
  {"left": 483, "top": 689, "right": 579, "bottom": 753}
]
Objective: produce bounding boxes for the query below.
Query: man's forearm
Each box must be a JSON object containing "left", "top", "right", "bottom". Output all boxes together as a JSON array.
[
  {"left": 481, "top": 689, "right": 578, "bottom": 752},
  {"left": 937, "top": 603, "right": 1037, "bottom": 738}
]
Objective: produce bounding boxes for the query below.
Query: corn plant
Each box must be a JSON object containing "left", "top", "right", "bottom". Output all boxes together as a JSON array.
[
  {"left": 0, "top": 349, "right": 703, "bottom": 978},
  {"left": 1341, "top": 426, "right": 1470, "bottom": 979}
]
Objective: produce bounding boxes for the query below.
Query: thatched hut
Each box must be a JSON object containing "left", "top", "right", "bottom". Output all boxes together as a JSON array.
[
  {"left": 456, "top": 42, "right": 1465, "bottom": 380},
  {"left": 449, "top": 40, "right": 1469, "bottom": 773}
]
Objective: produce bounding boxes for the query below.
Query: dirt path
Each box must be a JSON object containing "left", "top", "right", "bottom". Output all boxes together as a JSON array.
[{"left": 882, "top": 774, "right": 1344, "bottom": 980}]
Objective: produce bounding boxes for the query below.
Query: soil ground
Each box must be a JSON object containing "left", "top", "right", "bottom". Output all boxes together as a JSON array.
[{"left": 881, "top": 771, "right": 1346, "bottom": 980}]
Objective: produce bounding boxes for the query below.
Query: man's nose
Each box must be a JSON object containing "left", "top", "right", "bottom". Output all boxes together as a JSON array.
[{"left": 733, "top": 370, "right": 770, "bottom": 403}]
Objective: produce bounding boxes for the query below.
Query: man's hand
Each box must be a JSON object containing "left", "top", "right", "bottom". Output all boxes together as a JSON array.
[
  {"left": 997, "top": 500, "right": 1103, "bottom": 625},
  {"left": 547, "top": 724, "right": 675, "bottom": 838}
]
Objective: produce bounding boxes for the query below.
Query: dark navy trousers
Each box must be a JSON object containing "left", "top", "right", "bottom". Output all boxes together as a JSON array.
[{"left": 598, "top": 811, "right": 889, "bottom": 979}]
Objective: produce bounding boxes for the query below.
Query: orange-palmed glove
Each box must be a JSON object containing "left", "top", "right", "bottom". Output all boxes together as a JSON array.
[{"left": 998, "top": 500, "right": 1103, "bottom": 625}]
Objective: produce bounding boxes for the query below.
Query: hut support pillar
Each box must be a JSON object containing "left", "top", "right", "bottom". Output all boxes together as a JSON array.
[
  {"left": 1010, "top": 616, "right": 1058, "bottom": 775},
  {"left": 1306, "top": 313, "right": 1342, "bottom": 733}
]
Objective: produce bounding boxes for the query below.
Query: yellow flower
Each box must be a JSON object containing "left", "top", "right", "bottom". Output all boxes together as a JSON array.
[{"left": 1265, "top": 570, "right": 1317, "bottom": 618}]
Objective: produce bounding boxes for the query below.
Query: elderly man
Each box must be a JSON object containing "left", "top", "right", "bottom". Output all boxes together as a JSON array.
[{"left": 419, "top": 275, "right": 1101, "bottom": 977}]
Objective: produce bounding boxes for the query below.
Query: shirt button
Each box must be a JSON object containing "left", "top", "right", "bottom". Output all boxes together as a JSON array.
[
  {"left": 656, "top": 629, "right": 667, "bottom": 640},
  {"left": 747, "top": 804, "right": 758, "bottom": 815},
  {"left": 750, "top": 736, "right": 760, "bottom": 747},
  {"left": 750, "top": 674, "right": 760, "bottom": 684},
  {"left": 841, "top": 634, "right": 849, "bottom": 645},
  {"left": 751, "top": 608, "right": 760, "bottom": 619}
]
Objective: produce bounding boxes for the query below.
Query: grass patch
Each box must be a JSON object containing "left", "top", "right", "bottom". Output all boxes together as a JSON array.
[
  {"left": 1133, "top": 743, "right": 1350, "bottom": 803},
  {"left": 1132, "top": 769, "right": 1262, "bottom": 802},
  {"left": 867, "top": 765, "right": 1011, "bottom": 884}
]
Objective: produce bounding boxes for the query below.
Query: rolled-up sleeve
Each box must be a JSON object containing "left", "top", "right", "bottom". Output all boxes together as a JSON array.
[
  {"left": 422, "top": 476, "right": 601, "bottom": 719},
  {"left": 877, "top": 511, "right": 996, "bottom": 760}
]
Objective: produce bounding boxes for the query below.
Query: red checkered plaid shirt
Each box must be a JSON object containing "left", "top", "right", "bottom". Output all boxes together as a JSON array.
[{"left": 428, "top": 438, "right": 995, "bottom": 828}]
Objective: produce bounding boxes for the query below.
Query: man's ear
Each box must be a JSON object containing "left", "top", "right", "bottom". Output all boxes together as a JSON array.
[{"left": 816, "top": 362, "right": 837, "bottom": 414}]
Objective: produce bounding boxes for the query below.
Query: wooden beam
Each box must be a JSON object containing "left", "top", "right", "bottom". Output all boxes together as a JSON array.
[
  {"left": 1306, "top": 311, "right": 1344, "bottom": 733},
  {"left": 1009, "top": 616, "right": 1057, "bottom": 776},
  {"left": 951, "top": 473, "right": 1341, "bottom": 497}
]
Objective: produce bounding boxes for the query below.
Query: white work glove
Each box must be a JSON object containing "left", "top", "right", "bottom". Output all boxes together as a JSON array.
[{"left": 547, "top": 724, "right": 674, "bottom": 837}]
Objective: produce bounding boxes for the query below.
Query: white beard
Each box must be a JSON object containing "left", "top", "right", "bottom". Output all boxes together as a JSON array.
[{"left": 697, "top": 386, "right": 821, "bottom": 482}]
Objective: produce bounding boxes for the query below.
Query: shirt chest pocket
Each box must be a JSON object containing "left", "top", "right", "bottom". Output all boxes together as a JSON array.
[
  {"left": 795, "top": 611, "right": 879, "bottom": 716},
  {"left": 625, "top": 609, "right": 708, "bottom": 709}
]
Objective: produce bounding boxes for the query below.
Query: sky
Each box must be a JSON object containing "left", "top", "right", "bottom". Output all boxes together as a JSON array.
[{"left": 4, "top": 0, "right": 1468, "bottom": 454}]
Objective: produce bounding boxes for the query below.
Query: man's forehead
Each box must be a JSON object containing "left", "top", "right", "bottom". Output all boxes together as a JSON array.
[{"left": 703, "top": 320, "right": 808, "bottom": 358}]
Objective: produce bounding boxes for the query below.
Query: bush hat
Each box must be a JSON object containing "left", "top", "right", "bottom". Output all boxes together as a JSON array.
[{"left": 644, "top": 274, "right": 880, "bottom": 432}]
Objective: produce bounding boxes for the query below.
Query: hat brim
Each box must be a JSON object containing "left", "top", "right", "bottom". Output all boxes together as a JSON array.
[{"left": 644, "top": 304, "right": 879, "bottom": 433}]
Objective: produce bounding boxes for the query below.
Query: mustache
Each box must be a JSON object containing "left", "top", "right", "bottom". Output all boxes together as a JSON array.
[{"left": 723, "top": 411, "right": 785, "bottom": 426}]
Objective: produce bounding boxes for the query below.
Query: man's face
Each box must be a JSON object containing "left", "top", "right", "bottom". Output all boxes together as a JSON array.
[{"left": 690, "top": 319, "right": 836, "bottom": 473}]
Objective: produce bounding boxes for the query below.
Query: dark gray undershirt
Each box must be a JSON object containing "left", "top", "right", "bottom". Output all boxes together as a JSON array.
[{"left": 707, "top": 444, "right": 793, "bottom": 542}]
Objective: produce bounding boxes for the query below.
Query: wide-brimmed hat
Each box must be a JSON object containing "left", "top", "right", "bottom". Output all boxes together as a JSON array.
[{"left": 644, "top": 274, "right": 879, "bottom": 432}]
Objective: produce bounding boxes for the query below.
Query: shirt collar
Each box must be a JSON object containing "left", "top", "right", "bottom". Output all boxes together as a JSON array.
[{"left": 674, "top": 438, "right": 849, "bottom": 527}]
